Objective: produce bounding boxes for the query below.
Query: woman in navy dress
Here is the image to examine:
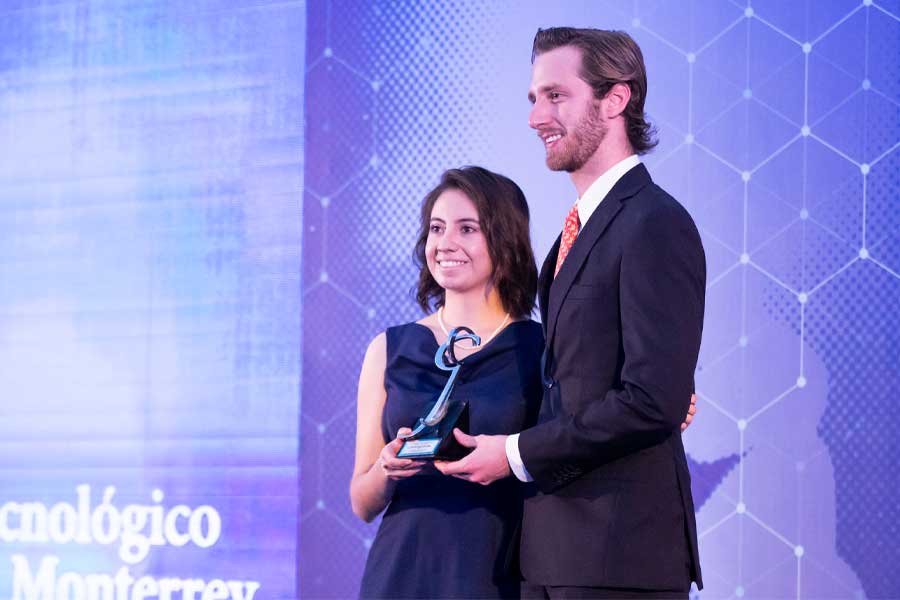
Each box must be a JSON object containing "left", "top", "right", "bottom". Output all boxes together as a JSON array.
[{"left": 351, "top": 167, "right": 541, "bottom": 599}]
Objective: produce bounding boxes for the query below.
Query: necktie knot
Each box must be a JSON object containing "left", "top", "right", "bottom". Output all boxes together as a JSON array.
[{"left": 554, "top": 203, "right": 580, "bottom": 278}]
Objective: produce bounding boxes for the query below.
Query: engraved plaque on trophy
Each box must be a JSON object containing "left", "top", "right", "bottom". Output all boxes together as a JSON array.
[{"left": 396, "top": 326, "right": 479, "bottom": 460}]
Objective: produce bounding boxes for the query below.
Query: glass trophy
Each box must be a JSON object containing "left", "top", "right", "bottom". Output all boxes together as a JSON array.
[{"left": 396, "top": 326, "right": 479, "bottom": 460}]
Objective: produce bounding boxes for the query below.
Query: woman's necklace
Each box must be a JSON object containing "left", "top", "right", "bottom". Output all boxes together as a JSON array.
[{"left": 438, "top": 306, "right": 511, "bottom": 349}]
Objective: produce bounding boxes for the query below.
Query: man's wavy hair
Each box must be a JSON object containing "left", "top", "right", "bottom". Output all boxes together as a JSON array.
[
  {"left": 532, "top": 27, "right": 658, "bottom": 154},
  {"left": 414, "top": 167, "right": 537, "bottom": 318}
]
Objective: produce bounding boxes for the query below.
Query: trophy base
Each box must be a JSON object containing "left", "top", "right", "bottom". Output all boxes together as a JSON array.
[{"left": 397, "top": 401, "right": 470, "bottom": 460}]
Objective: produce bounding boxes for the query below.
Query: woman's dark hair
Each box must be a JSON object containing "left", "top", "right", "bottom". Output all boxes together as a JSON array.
[
  {"left": 532, "top": 27, "right": 658, "bottom": 154},
  {"left": 414, "top": 166, "right": 538, "bottom": 318}
]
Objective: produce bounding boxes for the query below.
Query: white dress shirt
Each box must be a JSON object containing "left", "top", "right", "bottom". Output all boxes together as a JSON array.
[{"left": 505, "top": 154, "right": 641, "bottom": 482}]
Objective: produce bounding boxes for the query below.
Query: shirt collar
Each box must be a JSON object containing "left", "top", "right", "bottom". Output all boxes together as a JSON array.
[{"left": 577, "top": 154, "right": 641, "bottom": 226}]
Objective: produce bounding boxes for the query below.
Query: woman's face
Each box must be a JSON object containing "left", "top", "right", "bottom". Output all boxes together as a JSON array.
[{"left": 425, "top": 189, "right": 494, "bottom": 298}]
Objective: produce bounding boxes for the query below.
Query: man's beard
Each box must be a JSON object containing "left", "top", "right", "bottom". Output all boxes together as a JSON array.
[{"left": 546, "top": 101, "right": 607, "bottom": 172}]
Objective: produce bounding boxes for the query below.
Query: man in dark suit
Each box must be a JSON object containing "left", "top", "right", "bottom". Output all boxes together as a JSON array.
[{"left": 436, "top": 28, "right": 705, "bottom": 598}]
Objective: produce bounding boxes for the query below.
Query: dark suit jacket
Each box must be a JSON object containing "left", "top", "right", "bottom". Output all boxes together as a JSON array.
[{"left": 518, "top": 164, "right": 705, "bottom": 591}]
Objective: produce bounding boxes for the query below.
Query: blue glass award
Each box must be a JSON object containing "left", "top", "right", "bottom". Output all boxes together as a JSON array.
[{"left": 396, "top": 326, "right": 479, "bottom": 460}]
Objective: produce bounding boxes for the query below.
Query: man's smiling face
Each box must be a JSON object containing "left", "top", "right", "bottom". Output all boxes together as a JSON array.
[{"left": 528, "top": 45, "right": 607, "bottom": 174}]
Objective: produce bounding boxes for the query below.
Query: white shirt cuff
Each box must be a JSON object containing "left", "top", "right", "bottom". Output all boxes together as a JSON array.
[{"left": 505, "top": 433, "right": 534, "bottom": 482}]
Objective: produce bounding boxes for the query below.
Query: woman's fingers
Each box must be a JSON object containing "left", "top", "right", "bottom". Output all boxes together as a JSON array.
[
  {"left": 381, "top": 459, "right": 428, "bottom": 480},
  {"left": 378, "top": 428, "right": 429, "bottom": 479},
  {"left": 681, "top": 393, "right": 698, "bottom": 431},
  {"left": 382, "top": 456, "right": 421, "bottom": 470}
]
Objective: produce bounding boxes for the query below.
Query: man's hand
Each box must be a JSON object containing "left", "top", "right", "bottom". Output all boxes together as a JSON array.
[{"left": 434, "top": 429, "right": 511, "bottom": 485}]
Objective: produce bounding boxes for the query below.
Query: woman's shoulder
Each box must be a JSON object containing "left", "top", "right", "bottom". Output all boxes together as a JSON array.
[
  {"left": 383, "top": 310, "right": 442, "bottom": 336},
  {"left": 361, "top": 331, "right": 387, "bottom": 368},
  {"left": 384, "top": 318, "right": 435, "bottom": 340},
  {"left": 362, "top": 323, "right": 426, "bottom": 374},
  {"left": 379, "top": 318, "right": 440, "bottom": 362},
  {"left": 511, "top": 318, "right": 544, "bottom": 338}
]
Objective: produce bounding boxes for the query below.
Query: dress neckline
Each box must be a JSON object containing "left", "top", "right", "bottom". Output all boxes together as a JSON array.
[{"left": 408, "top": 319, "right": 531, "bottom": 362}]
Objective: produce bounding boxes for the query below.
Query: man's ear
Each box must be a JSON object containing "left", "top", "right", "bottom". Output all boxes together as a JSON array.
[{"left": 604, "top": 82, "right": 631, "bottom": 118}]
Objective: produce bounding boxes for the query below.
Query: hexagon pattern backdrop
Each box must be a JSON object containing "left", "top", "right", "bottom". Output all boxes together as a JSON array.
[{"left": 300, "top": 1, "right": 899, "bottom": 599}]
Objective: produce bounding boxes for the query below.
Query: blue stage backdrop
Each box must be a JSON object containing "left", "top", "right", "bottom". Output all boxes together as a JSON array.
[
  {"left": 0, "top": 1, "right": 304, "bottom": 598},
  {"left": 1, "top": 1, "right": 898, "bottom": 600},
  {"left": 300, "top": 1, "right": 898, "bottom": 599}
]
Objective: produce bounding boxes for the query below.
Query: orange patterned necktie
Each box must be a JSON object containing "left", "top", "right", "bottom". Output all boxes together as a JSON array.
[{"left": 554, "top": 202, "right": 580, "bottom": 278}]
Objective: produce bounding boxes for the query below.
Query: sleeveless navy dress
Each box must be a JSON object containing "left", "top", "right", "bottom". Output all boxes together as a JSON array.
[{"left": 359, "top": 320, "right": 544, "bottom": 599}]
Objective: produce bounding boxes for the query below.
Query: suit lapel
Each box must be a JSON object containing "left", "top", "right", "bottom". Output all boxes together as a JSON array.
[
  {"left": 538, "top": 235, "right": 560, "bottom": 333},
  {"left": 544, "top": 164, "right": 653, "bottom": 353}
]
